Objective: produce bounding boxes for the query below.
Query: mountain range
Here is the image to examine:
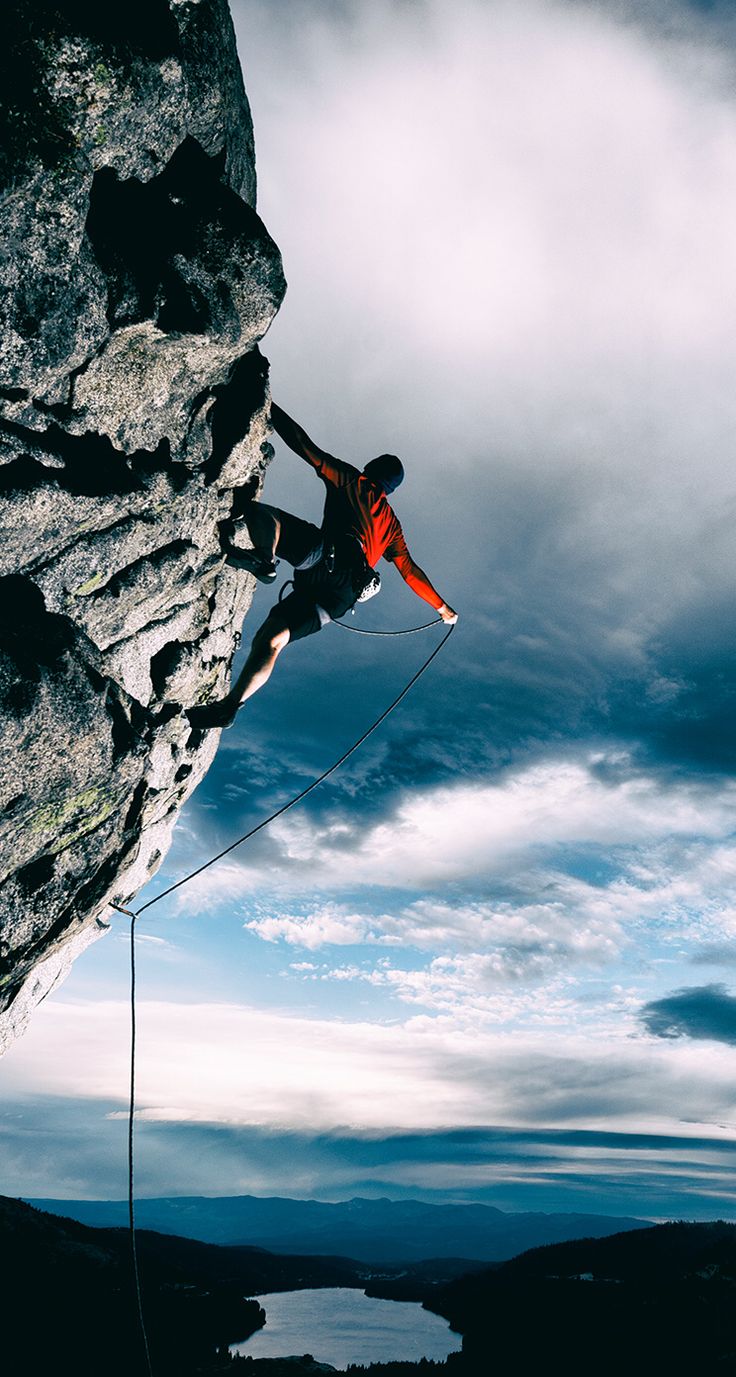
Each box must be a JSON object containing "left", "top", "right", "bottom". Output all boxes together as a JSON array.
[{"left": 28, "top": 1192, "right": 646, "bottom": 1263}]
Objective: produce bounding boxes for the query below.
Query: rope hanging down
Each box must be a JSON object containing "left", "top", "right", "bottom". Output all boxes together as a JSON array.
[
  {"left": 111, "top": 619, "right": 454, "bottom": 1374},
  {"left": 127, "top": 907, "right": 154, "bottom": 1377}
]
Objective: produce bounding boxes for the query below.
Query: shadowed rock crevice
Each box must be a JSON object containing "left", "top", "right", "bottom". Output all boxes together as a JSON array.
[
  {"left": 16, "top": 855, "right": 56, "bottom": 897},
  {"left": 94, "top": 538, "right": 198, "bottom": 600},
  {"left": 106, "top": 685, "right": 142, "bottom": 763},
  {"left": 87, "top": 140, "right": 235, "bottom": 334},
  {"left": 206, "top": 348, "right": 270, "bottom": 486},
  {"left": 150, "top": 639, "right": 189, "bottom": 699},
  {"left": 0, "top": 0, "right": 286, "bottom": 1050},
  {"left": 0, "top": 574, "right": 74, "bottom": 657},
  {"left": 0, "top": 419, "right": 156, "bottom": 494}
]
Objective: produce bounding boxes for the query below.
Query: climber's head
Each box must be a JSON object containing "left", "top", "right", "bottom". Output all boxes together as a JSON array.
[{"left": 363, "top": 454, "right": 404, "bottom": 494}]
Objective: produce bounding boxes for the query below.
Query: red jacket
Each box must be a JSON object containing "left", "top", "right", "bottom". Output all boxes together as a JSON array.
[{"left": 305, "top": 450, "right": 444, "bottom": 611}]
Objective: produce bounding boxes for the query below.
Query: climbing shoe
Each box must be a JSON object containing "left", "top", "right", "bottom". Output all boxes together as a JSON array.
[
  {"left": 187, "top": 697, "right": 240, "bottom": 730},
  {"left": 223, "top": 541, "right": 277, "bottom": 584}
]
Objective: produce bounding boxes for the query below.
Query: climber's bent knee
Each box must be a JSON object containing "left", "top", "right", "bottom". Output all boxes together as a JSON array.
[
  {"left": 267, "top": 625, "right": 291, "bottom": 656},
  {"left": 252, "top": 620, "right": 291, "bottom": 658}
]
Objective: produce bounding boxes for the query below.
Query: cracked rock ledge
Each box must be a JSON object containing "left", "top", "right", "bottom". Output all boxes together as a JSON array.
[{"left": 0, "top": 0, "right": 286, "bottom": 1052}]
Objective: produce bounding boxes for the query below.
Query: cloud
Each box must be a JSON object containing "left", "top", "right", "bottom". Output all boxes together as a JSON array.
[
  {"left": 317, "top": 762, "right": 735, "bottom": 888},
  {"left": 640, "top": 983, "right": 736, "bottom": 1045},
  {"left": 6, "top": 995, "right": 736, "bottom": 1143},
  {"left": 186, "top": 759, "right": 736, "bottom": 897},
  {"left": 262, "top": 890, "right": 626, "bottom": 972},
  {"left": 241, "top": 0, "right": 736, "bottom": 406},
  {"left": 237, "top": 0, "right": 736, "bottom": 503},
  {"left": 249, "top": 903, "right": 374, "bottom": 949},
  {"left": 163, "top": 759, "right": 736, "bottom": 1016},
  {"left": 320, "top": 955, "right": 586, "bottom": 1021},
  {"left": 263, "top": 830, "right": 736, "bottom": 1007}
]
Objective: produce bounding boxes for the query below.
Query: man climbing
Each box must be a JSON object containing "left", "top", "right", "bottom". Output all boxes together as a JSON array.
[{"left": 188, "top": 403, "right": 458, "bottom": 728}]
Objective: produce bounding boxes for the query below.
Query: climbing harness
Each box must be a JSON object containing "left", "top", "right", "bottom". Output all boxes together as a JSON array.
[
  {"left": 279, "top": 574, "right": 442, "bottom": 635},
  {"left": 288, "top": 533, "right": 381, "bottom": 606},
  {"left": 111, "top": 617, "right": 454, "bottom": 1372}
]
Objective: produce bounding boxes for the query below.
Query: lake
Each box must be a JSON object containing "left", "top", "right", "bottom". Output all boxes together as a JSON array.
[{"left": 230, "top": 1286, "right": 462, "bottom": 1369}]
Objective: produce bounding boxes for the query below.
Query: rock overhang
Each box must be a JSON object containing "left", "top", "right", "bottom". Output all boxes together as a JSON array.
[{"left": 0, "top": 0, "right": 286, "bottom": 1051}]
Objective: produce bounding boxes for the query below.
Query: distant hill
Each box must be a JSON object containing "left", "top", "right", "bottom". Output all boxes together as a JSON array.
[
  {"left": 0, "top": 1194, "right": 256, "bottom": 1375},
  {"left": 27, "top": 1192, "right": 646, "bottom": 1262},
  {"left": 428, "top": 1220, "right": 736, "bottom": 1376},
  {"left": 502, "top": 1216, "right": 736, "bottom": 1282}
]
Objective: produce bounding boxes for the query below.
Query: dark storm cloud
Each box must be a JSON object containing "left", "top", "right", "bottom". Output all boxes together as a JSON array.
[
  {"left": 609, "top": 594, "right": 736, "bottom": 776},
  {"left": 641, "top": 984, "right": 736, "bottom": 1044}
]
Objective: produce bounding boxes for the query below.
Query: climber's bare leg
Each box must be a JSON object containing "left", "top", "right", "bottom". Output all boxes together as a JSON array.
[
  {"left": 231, "top": 619, "right": 291, "bottom": 704},
  {"left": 187, "top": 617, "right": 290, "bottom": 729}
]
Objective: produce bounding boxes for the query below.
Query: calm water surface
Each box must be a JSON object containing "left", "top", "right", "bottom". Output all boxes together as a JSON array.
[{"left": 231, "top": 1286, "right": 462, "bottom": 1369}]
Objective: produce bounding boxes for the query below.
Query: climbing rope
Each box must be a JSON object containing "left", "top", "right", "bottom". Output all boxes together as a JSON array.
[
  {"left": 110, "top": 899, "right": 154, "bottom": 1375},
  {"left": 126, "top": 906, "right": 154, "bottom": 1377},
  {"left": 110, "top": 619, "right": 454, "bottom": 1373},
  {"left": 333, "top": 615, "right": 444, "bottom": 636}
]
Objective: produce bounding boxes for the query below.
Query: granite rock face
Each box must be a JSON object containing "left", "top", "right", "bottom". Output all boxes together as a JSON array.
[{"left": 0, "top": 0, "right": 286, "bottom": 1051}]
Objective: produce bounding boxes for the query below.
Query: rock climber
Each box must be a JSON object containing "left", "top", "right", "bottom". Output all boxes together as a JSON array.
[{"left": 187, "top": 403, "right": 458, "bottom": 729}]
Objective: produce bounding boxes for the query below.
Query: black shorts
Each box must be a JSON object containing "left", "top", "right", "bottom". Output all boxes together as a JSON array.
[
  {"left": 273, "top": 509, "right": 323, "bottom": 568},
  {"left": 267, "top": 509, "right": 358, "bottom": 642},
  {"left": 265, "top": 589, "right": 327, "bottom": 642}
]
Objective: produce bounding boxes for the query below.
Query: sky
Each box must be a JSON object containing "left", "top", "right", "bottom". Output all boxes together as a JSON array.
[{"left": 2, "top": 0, "right": 736, "bottom": 1220}]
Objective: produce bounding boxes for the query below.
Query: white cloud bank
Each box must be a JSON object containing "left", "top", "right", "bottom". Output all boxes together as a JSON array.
[
  {"left": 157, "top": 756, "right": 736, "bottom": 1012},
  {"left": 176, "top": 755, "right": 736, "bottom": 908},
  {"left": 262, "top": 759, "right": 736, "bottom": 889},
  {"left": 4, "top": 996, "right": 736, "bottom": 1142}
]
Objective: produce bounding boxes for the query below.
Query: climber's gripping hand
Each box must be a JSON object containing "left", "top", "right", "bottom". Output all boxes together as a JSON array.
[{"left": 438, "top": 604, "right": 458, "bottom": 625}]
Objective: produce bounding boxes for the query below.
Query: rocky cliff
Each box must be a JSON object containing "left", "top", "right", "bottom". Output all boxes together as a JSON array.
[{"left": 0, "top": 0, "right": 286, "bottom": 1050}]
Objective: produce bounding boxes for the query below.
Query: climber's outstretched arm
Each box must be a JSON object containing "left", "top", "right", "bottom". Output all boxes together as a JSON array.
[
  {"left": 270, "top": 402, "right": 356, "bottom": 487},
  {"left": 400, "top": 557, "right": 458, "bottom": 623},
  {"left": 385, "top": 532, "right": 458, "bottom": 624},
  {"left": 270, "top": 402, "right": 328, "bottom": 467}
]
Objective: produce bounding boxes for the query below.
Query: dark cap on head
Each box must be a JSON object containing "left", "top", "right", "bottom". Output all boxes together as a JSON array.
[{"left": 363, "top": 454, "right": 404, "bottom": 494}]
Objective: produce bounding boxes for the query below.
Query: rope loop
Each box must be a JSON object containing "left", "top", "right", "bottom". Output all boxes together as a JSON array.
[{"left": 333, "top": 615, "right": 445, "bottom": 636}]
